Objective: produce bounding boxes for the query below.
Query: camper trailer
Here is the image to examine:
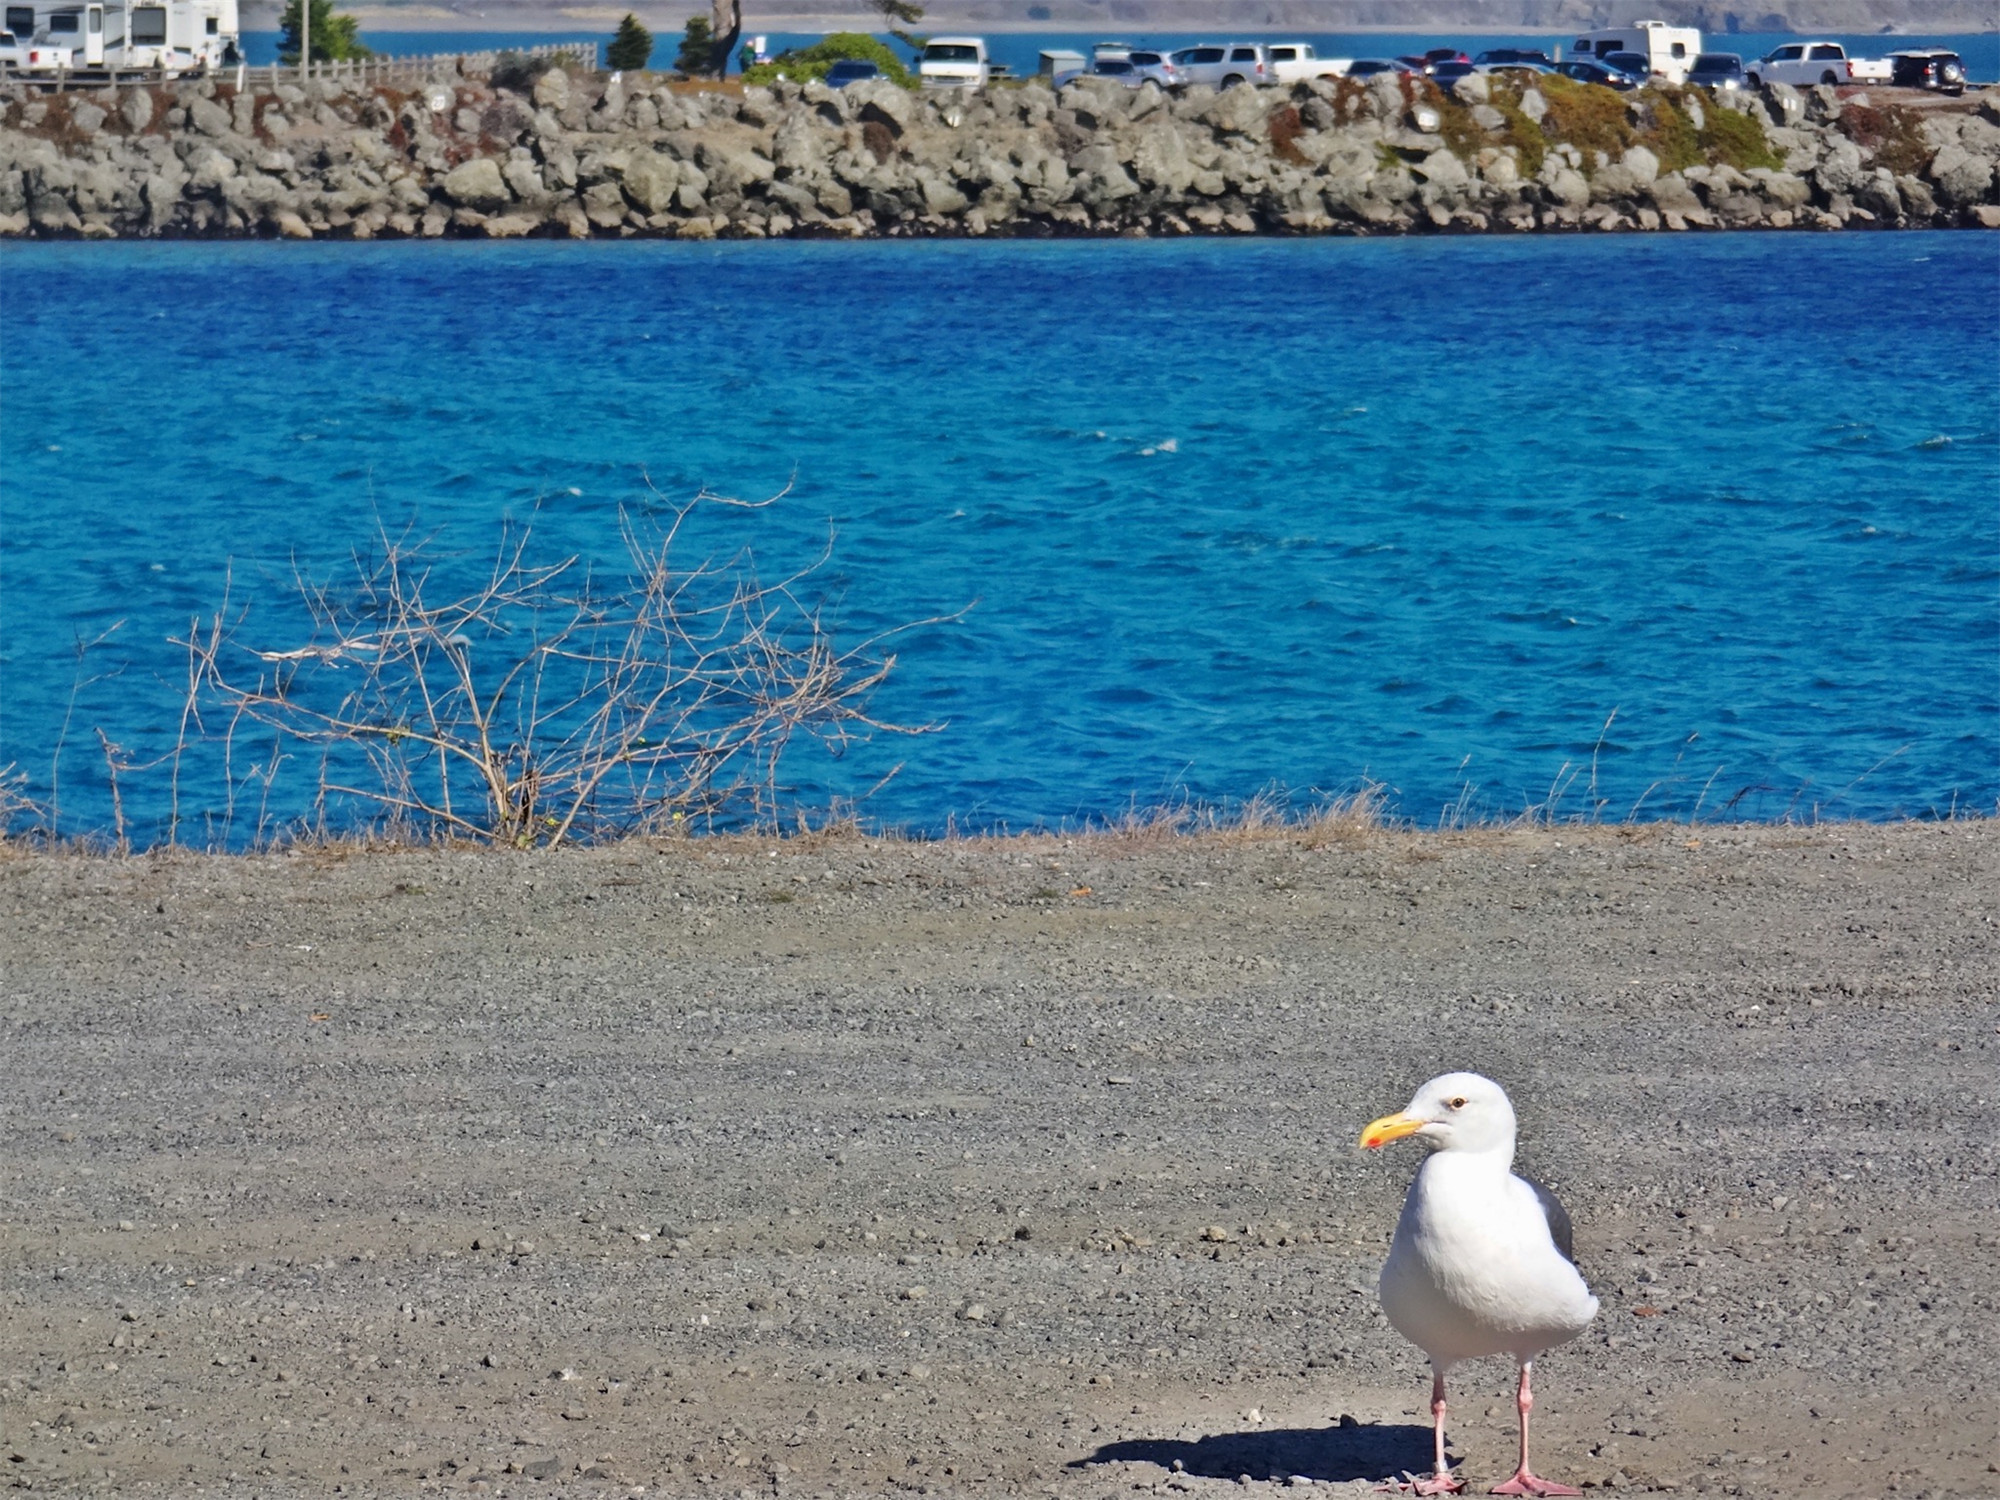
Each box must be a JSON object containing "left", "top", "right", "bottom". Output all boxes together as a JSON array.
[
  {"left": 6, "top": 0, "right": 237, "bottom": 74},
  {"left": 1567, "top": 19, "right": 1700, "bottom": 84}
]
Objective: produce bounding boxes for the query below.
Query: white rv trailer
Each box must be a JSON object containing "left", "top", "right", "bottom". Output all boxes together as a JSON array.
[
  {"left": 6, "top": 0, "right": 238, "bottom": 74},
  {"left": 1567, "top": 19, "right": 1701, "bottom": 84}
]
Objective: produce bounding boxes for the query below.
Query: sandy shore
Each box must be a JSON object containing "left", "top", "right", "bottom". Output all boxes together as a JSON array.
[{"left": 1, "top": 820, "right": 1995, "bottom": 1498}]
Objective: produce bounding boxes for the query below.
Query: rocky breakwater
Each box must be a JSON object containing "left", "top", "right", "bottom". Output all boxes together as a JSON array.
[{"left": 3, "top": 59, "right": 1998, "bottom": 240}]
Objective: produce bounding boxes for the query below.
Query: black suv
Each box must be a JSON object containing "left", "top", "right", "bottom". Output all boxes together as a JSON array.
[{"left": 1888, "top": 49, "right": 1966, "bottom": 95}]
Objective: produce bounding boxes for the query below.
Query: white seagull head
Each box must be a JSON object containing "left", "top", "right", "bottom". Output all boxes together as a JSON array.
[{"left": 1359, "top": 1070, "right": 1518, "bottom": 1158}]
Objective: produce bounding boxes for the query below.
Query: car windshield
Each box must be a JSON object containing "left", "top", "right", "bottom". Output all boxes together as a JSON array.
[
  {"left": 1130, "top": 51, "right": 1161, "bottom": 64},
  {"left": 1693, "top": 54, "right": 1740, "bottom": 71},
  {"left": 924, "top": 44, "right": 979, "bottom": 62}
]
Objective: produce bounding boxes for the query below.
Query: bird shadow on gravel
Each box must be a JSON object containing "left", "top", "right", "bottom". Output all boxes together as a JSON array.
[{"left": 1071, "top": 1420, "right": 1435, "bottom": 1484}]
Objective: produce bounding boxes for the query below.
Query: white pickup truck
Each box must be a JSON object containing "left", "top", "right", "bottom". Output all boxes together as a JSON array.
[
  {"left": 1748, "top": 40, "right": 1892, "bottom": 88},
  {"left": 1265, "top": 42, "right": 1351, "bottom": 83}
]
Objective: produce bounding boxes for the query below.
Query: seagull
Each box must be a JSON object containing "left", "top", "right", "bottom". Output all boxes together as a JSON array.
[{"left": 1360, "top": 1072, "right": 1598, "bottom": 1497}]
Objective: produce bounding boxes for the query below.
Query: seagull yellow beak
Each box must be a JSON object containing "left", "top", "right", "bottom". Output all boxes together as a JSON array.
[{"left": 1360, "top": 1112, "right": 1427, "bottom": 1150}]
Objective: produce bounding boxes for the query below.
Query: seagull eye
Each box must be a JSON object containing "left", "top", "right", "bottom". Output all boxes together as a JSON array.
[{"left": 1448, "top": 1097, "right": 1467, "bottom": 1110}]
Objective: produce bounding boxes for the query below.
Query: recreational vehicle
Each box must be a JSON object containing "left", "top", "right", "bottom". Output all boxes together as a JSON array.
[
  {"left": 6, "top": 0, "right": 237, "bottom": 75},
  {"left": 1567, "top": 20, "right": 1700, "bottom": 84}
]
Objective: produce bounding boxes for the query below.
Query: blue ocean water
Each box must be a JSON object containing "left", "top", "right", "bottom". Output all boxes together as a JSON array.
[
  {"left": 2, "top": 234, "right": 1995, "bottom": 843},
  {"left": 235, "top": 29, "right": 2000, "bottom": 83}
]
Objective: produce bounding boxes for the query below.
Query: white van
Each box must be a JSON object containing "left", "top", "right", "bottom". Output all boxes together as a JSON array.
[
  {"left": 918, "top": 35, "right": 990, "bottom": 89},
  {"left": 1568, "top": 20, "right": 1700, "bottom": 84}
]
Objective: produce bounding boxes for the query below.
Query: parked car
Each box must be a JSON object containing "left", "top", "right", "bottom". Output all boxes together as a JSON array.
[
  {"left": 1125, "top": 48, "right": 1180, "bottom": 89},
  {"left": 1887, "top": 48, "right": 1966, "bottom": 95},
  {"left": 1685, "top": 52, "right": 1748, "bottom": 91},
  {"left": 823, "top": 57, "right": 881, "bottom": 87},
  {"left": 1265, "top": 42, "right": 1350, "bottom": 83},
  {"left": 1171, "top": 42, "right": 1268, "bottom": 89},
  {"left": 1600, "top": 50, "right": 1656, "bottom": 80},
  {"left": 1346, "top": 57, "right": 1416, "bottom": 78},
  {"left": 1473, "top": 47, "right": 1552, "bottom": 67},
  {"left": 1431, "top": 59, "right": 1477, "bottom": 86},
  {"left": 1476, "top": 61, "right": 1552, "bottom": 78},
  {"left": 1748, "top": 40, "right": 1887, "bottom": 88},
  {"left": 1422, "top": 48, "right": 1470, "bottom": 71},
  {"left": 1555, "top": 58, "right": 1643, "bottom": 90},
  {"left": 0, "top": 27, "right": 21, "bottom": 70}
]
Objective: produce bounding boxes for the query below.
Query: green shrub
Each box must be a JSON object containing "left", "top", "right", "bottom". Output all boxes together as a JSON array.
[
  {"left": 1641, "top": 90, "right": 1703, "bottom": 173},
  {"left": 1536, "top": 73, "right": 1633, "bottom": 169},
  {"left": 1474, "top": 77, "right": 1548, "bottom": 178},
  {"left": 607, "top": 13, "right": 653, "bottom": 71},
  {"left": 1698, "top": 100, "right": 1783, "bottom": 171},
  {"left": 740, "top": 31, "right": 915, "bottom": 88}
]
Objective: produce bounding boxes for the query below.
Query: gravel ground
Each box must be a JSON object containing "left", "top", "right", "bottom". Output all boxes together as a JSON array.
[{"left": 1, "top": 820, "right": 1995, "bottom": 1500}]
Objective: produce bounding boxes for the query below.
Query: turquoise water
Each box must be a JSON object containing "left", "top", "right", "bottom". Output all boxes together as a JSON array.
[{"left": 2, "top": 234, "right": 1995, "bottom": 841}]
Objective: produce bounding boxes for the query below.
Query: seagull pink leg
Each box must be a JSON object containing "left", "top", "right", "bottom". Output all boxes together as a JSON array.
[
  {"left": 1489, "top": 1361, "right": 1581, "bottom": 1497},
  {"left": 1393, "top": 1366, "right": 1465, "bottom": 1495}
]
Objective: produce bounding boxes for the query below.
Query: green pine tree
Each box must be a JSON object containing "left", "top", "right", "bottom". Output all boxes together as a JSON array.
[
  {"left": 277, "top": 0, "right": 371, "bottom": 64},
  {"left": 673, "top": 14, "right": 714, "bottom": 76},
  {"left": 607, "top": 13, "right": 654, "bottom": 71}
]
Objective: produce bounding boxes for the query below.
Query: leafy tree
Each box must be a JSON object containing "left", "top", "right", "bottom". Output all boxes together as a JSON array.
[
  {"left": 869, "top": 0, "right": 924, "bottom": 50},
  {"left": 277, "top": 0, "right": 370, "bottom": 64},
  {"left": 607, "top": 12, "right": 653, "bottom": 71},
  {"left": 740, "top": 31, "right": 915, "bottom": 88},
  {"left": 674, "top": 14, "right": 714, "bottom": 76}
]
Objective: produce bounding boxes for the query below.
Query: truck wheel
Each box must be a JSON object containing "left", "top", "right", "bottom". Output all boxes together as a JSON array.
[
  {"left": 1746, "top": 72, "right": 1760, "bottom": 87},
  {"left": 1820, "top": 69, "right": 1838, "bottom": 85}
]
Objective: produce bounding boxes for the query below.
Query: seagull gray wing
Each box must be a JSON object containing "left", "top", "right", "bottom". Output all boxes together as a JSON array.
[{"left": 1520, "top": 1173, "right": 1576, "bottom": 1264}]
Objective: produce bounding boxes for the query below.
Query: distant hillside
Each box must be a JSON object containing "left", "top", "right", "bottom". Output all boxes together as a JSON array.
[{"left": 290, "top": 0, "right": 1999, "bottom": 36}]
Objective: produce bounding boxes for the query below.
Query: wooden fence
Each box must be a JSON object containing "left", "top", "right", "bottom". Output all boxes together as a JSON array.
[{"left": 255, "top": 40, "right": 598, "bottom": 87}]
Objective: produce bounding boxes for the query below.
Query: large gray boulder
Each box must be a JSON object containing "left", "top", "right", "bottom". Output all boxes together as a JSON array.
[
  {"left": 1539, "top": 159, "right": 1589, "bottom": 207},
  {"left": 845, "top": 78, "right": 912, "bottom": 135},
  {"left": 187, "top": 96, "right": 233, "bottom": 138},
  {"left": 1928, "top": 142, "right": 1994, "bottom": 205},
  {"left": 622, "top": 149, "right": 681, "bottom": 213},
  {"left": 441, "top": 156, "right": 510, "bottom": 210},
  {"left": 532, "top": 67, "right": 570, "bottom": 111},
  {"left": 1815, "top": 135, "right": 1864, "bottom": 195},
  {"left": 1067, "top": 143, "right": 1138, "bottom": 204},
  {"left": 1746, "top": 167, "right": 1811, "bottom": 208},
  {"left": 1129, "top": 119, "right": 1196, "bottom": 194},
  {"left": 1202, "top": 82, "right": 1272, "bottom": 139}
]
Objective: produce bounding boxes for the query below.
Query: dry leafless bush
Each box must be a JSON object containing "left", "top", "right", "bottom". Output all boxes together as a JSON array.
[{"left": 186, "top": 489, "right": 944, "bottom": 849}]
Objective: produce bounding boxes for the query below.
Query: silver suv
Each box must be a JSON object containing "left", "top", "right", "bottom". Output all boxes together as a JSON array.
[{"left": 1170, "top": 42, "right": 1270, "bottom": 89}]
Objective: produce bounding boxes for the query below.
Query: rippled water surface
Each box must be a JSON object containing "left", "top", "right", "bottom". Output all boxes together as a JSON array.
[{"left": 2, "top": 233, "right": 1995, "bottom": 841}]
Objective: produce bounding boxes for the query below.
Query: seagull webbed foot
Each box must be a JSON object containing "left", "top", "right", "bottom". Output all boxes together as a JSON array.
[
  {"left": 1489, "top": 1472, "right": 1582, "bottom": 1497},
  {"left": 1383, "top": 1470, "right": 1467, "bottom": 1495}
]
